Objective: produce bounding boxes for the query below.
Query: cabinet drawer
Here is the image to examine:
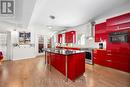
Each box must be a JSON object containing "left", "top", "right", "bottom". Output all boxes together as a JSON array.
[{"left": 111, "top": 62, "right": 130, "bottom": 72}]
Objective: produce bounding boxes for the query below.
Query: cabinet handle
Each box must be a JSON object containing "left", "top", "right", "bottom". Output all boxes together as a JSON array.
[
  {"left": 106, "top": 60, "right": 112, "bottom": 62},
  {"left": 107, "top": 50, "right": 111, "bottom": 52},
  {"left": 119, "top": 27, "right": 130, "bottom": 30},
  {"left": 107, "top": 54, "right": 112, "bottom": 55}
]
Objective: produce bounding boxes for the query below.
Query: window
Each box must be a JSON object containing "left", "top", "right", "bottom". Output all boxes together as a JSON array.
[{"left": 81, "top": 34, "right": 86, "bottom": 45}]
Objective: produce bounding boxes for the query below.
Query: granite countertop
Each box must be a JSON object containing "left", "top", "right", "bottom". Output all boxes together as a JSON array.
[{"left": 43, "top": 48, "right": 85, "bottom": 55}]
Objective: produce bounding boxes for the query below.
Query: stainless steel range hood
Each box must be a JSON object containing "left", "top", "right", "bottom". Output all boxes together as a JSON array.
[{"left": 87, "top": 21, "right": 95, "bottom": 40}]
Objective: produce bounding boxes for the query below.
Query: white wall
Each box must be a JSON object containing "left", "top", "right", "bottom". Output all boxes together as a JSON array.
[
  {"left": 0, "top": 21, "right": 51, "bottom": 60},
  {"left": 10, "top": 29, "right": 36, "bottom": 60}
]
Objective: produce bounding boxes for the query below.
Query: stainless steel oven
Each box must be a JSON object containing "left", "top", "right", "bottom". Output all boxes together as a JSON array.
[
  {"left": 80, "top": 48, "right": 93, "bottom": 65},
  {"left": 85, "top": 51, "right": 93, "bottom": 64},
  {"left": 109, "top": 30, "right": 129, "bottom": 43}
]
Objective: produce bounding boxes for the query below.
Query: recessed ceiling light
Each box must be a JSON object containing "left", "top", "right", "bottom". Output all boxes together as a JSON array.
[{"left": 48, "top": 26, "right": 52, "bottom": 29}]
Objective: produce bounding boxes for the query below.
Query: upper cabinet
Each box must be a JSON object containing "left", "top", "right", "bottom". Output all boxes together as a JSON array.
[
  {"left": 95, "top": 22, "right": 107, "bottom": 42},
  {"left": 58, "top": 34, "right": 62, "bottom": 43},
  {"left": 106, "top": 13, "right": 130, "bottom": 32},
  {"left": 65, "top": 31, "right": 76, "bottom": 43}
]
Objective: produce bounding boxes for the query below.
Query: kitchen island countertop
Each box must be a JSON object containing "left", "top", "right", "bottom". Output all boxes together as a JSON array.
[{"left": 43, "top": 48, "right": 85, "bottom": 55}]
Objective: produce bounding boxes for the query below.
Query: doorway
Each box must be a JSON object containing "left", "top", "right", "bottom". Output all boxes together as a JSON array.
[
  {"left": 0, "top": 32, "right": 8, "bottom": 60},
  {"left": 38, "top": 35, "right": 44, "bottom": 53}
]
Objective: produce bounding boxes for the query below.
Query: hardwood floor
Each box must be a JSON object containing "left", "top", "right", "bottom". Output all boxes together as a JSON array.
[{"left": 0, "top": 56, "right": 130, "bottom": 87}]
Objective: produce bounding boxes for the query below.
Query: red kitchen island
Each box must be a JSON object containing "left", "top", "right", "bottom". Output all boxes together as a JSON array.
[{"left": 44, "top": 49, "right": 85, "bottom": 81}]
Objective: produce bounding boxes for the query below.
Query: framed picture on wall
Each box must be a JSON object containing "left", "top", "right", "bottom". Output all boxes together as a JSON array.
[{"left": 19, "top": 32, "right": 31, "bottom": 45}]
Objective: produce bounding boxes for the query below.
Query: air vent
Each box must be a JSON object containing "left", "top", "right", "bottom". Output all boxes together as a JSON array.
[{"left": 49, "top": 15, "right": 55, "bottom": 19}]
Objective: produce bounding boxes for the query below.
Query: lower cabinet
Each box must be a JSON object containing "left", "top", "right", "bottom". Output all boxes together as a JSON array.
[
  {"left": 93, "top": 50, "right": 130, "bottom": 73},
  {"left": 47, "top": 52, "right": 85, "bottom": 80},
  {"left": 93, "top": 50, "right": 107, "bottom": 66}
]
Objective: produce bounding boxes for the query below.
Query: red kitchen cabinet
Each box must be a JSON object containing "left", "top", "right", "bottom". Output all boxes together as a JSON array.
[
  {"left": 111, "top": 62, "right": 130, "bottom": 72},
  {"left": 47, "top": 52, "right": 85, "bottom": 80},
  {"left": 107, "top": 13, "right": 130, "bottom": 32},
  {"left": 93, "top": 49, "right": 112, "bottom": 67},
  {"left": 65, "top": 31, "right": 76, "bottom": 43},
  {"left": 95, "top": 22, "right": 107, "bottom": 42},
  {"left": 58, "top": 34, "right": 62, "bottom": 43},
  {"left": 68, "top": 53, "right": 85, "bottom": 80},
  {"left": 94, "top": 13, "right": 130, "bottom": 73},
  {"left": 95, "top": 33, "right": 100, "bottom": 42},
  {"left": 107, "top": 13, "right": 130, "bottom": 26},
  {"left": 93, "top": 49, "right": 130, "bottom": 73},
  {"left": 93, "top": 50, "right": 107, "bottom": 66},
  {"left": 106, "top": 40, "right": 130, "bottom": 72},
  {"left": 107, "top": 22, "right": 130, "bottom": 32},
  {"left": 105, "top": 49, "right": 130, "bottom": 72}
]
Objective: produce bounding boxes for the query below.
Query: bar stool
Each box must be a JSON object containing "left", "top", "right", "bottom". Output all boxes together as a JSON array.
[{"left": 0, "top": 52, "right": 3, "bottom": 65}]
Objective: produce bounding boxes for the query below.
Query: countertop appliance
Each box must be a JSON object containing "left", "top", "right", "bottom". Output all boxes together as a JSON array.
[
  {"left": 99, "top": 43, "right": 103, "bottom": 49},
  {"left": 80, "top": 48, "right": 93, "bottom": 65}
]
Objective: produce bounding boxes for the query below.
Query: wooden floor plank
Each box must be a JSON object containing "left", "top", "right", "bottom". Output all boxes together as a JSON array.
[{"left": 0, "top": 56, "right": 130, "bottom": 87}]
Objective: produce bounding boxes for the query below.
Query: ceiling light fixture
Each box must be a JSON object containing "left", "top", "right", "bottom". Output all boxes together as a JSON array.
[{"left": 48, "top": 26, "right": 52, "bottom": 29}]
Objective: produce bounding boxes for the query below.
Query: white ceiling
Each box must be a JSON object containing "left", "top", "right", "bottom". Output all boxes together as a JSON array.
[
  {"left": 29, "top": 0, "right": 130, "bottom": 28},
  {"left": 0, "top": 0, "right": 130, "bottom": 32}
]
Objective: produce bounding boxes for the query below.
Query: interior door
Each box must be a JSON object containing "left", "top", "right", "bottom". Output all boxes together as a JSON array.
[{"left": 38, "top": 35, "right": 44, "bottom": 53}]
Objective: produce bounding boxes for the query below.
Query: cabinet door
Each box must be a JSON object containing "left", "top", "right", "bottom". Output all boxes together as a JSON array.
[
  {"left": 58, "top": 34, "right": 62, "bottom": 43},
  {"left": 65, "top": 31, "right": 76, "bottom": 43},
  {"left": 106, "top": 48, "right": 130, "bottom": 73},
  {"left": 105, "top": 50, "right": 113, "bottom": 67},
  {"left": 65, "top": 32, "right": 70, "bottom": 43},
  {"left": 107, "top": 13, "right": 130, "bottom": 26},
  {"left": 72, "top": 31, "right": 76, "bottom": 43},
  {"left": 75, "top": 53, "right": 85, "bottom": 77},
  {"left": 93, "top": 50, "right": 107, "bottom": 66},
  {"left": 119, "top": 22, "right": 130, "bottom": 29},
  {"left": 107, "top": 22, "right": 130, "bottom": 32},
  {"left": 95, "top": 22, "right": 106, "bottom": 42},
  {"left": 111, "top": 62, "right": 130, "bottom": 73},
  {"left": 95, "top": 33, "right": 100, "bottom": 42}
]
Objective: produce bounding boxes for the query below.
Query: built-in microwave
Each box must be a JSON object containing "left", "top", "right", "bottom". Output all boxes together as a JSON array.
[{"left": 109, "top": 30, "right": 129, "bottom": 43}]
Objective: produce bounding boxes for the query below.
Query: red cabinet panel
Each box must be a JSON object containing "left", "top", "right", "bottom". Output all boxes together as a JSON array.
[
  {"left": 95, "top": 22, "right": 106, "bottom": 34},
  {"left": 58, "top": 34, "right": 62, "bottom": 43},
  {"left": 65, "top": 31, "right": 76, "bottom": 43},
  {"left": 68, "top": 53, "right": 85, "bottom": 80},
  {"left": 93, "top": 49, "right": 130, "bottom": 73},
  {"left": 95, "top": 33, "right": 100, "bottom": 42},
  {"left": 106, "top": 13, "right": 130, "bottom": 32},
  {"left": 111, "top": 62, "right": 130, "bottom": 72},
  {"left": 119, "top": 22, "right": 130, "bottom": 29},
  {"left": 48, "top": 52, "right": 85, "bottom": 80},
  {"left": 95, "top": 22, "right": 106, "bottom": 42},
  {"left": 94, "top": 13, "right": 130, "bottom": 73},
  {"left": 93, "top": 50, "right": 107, "bottom": 66},
  {"left": 107, "top": 13, "right": 130, "bottom": 26},
  {"left": 107, "top": 22, "right": 130, "bottom": 32}
]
